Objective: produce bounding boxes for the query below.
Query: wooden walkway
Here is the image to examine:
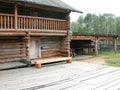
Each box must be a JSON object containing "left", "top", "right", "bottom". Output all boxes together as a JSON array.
[{"left": 0, "top": 62, "right": 120, "bottom": 90}]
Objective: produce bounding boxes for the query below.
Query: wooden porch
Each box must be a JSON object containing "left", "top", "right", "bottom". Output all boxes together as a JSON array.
[
  {"left": 1, "top": 62, "right": 120, "bottom": 90},
  {"left": 0, "top": 13, "right": 67, "bottom": 36},
  {"left": 0, "top": 57, "right": 72, "bottom": 70}
]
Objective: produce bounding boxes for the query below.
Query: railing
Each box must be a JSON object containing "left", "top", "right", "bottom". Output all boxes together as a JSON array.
[
  {"left": 0, "top": 13, "right": 67, "bottom": 30},
  {"left": 0, "top": 14, "right": 14, "bottom": 29}
]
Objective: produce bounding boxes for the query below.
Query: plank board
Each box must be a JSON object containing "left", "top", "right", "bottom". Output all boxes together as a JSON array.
[{"left": 0, "top": 62, "right": 120, "bottom": 90}]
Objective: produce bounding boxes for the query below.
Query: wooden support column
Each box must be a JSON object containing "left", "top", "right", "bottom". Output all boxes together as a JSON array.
[
  {"left": 113, "top": 38, "right": 117, "bottom": 53},
  {"left": 24, "top": 32, "right": 31, "bottom": 66},
  {"left": 14, "top": 3, "right": 18, "bottom": 29},
  {"left": 67, "top": 16, "right": 71, "bottom": 57},
  {"left": 94, "top": 39, "right": 99, "bottom": 55}
]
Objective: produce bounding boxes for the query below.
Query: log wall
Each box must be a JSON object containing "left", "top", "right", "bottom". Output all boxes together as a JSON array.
[
  {"left": 0, "top": 37, "right": 26, "bottom": 63},
  {"left": 41, "top": 37, "right": 62, "bottom": 58},
  {"left": 61, "top": 37, "right": 70, "bottom": 57},
  {"left": 60, "top": 16, "right": 70, "bottom": 57}
]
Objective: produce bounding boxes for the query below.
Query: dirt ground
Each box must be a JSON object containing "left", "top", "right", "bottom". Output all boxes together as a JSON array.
[{"left": 74, "top": 55, "right": 107, "bottom": 65}]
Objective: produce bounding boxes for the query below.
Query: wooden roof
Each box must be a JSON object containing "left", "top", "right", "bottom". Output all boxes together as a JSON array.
[
  {"left": 71, "top": 33, "right": 118, "bottom": 41},
  {"left": 10, "top": 0, "right": 82, "bottom": 13},
  {"left": 72, "top": 32, "right": 118, "bottom": 38}
]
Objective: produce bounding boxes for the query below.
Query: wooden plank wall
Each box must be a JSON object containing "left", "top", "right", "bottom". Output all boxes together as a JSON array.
[
  {"left": 41, "top": 37, "right": 61, "bottom": 58},
  {"left": 0, "top": 37, "right": 26, "bottom": 63}
]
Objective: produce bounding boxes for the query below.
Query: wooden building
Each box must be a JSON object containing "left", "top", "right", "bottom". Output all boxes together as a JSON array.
[
  {"left": 0, "top": 0, "right": 82, "bottom": 66},
  {"left": 70, "top": 33, "right": 118, "bottom": 56}
]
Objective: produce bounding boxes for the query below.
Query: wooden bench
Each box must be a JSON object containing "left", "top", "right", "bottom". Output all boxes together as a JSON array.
[{"left": 35, "top": 57, "right": 72, "bottom": 68}]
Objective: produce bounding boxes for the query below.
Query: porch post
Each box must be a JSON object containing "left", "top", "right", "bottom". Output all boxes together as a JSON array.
[
  {"left": 14, "top": 2, "right": 18, "bottom": 29},
  {"left": 94, "top": 39, "right": 98, "bottom": 55},
  {"left": 67, "top": 16, "right": 71, "bottom": 57},
  {"left": 113, "top": 38, "right": 117, "bottom": 53}
]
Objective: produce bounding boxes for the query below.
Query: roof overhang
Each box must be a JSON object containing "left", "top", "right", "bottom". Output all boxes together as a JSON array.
[{"left": 8, "top": 0, "right": 83, "bottom": 13}]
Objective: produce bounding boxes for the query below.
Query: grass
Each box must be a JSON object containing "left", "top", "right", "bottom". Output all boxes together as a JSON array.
[{"left": 99, "top": 51, "right": 120, "bottom": 67}]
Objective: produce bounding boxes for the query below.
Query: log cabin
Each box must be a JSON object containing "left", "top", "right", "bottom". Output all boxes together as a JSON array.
[{"left": 0, "top": 0, "right": 82, "bottom": 67}]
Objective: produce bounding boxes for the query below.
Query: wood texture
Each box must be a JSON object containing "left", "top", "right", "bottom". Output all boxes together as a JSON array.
[
  {"left": 14, "top": 3, "right": 17, "bottom": 29},
  {"left": 41, "top": 37, "right": 62, "bottom": 58},
  {"left": 35, "top": 57, "right": 71, "bottom": 68},
  {"left": 0, "top": 1, "right": 70, "bottom": 63},
  {"left": 0, "top": 13, "right": 67, "bottom": 31},
  {"left": 0, "top": 37, "right": 25, "bottom": 63},
  {"left": 71, "top": 35, "right": 118, "bottom": 55},
  {"left": 1, "top": 62, "right": 120, "bottom": 90},
  {"left": 60, "top": 16, "right": 70, "bottom": 57}
]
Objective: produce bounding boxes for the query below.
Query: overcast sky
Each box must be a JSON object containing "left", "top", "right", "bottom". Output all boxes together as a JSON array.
[{"left": 62, "top": 0, "right": 120, "bottom": 22}]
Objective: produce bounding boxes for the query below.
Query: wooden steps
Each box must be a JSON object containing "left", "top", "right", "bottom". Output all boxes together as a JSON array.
[{"left": 34, "top": 57, "right": 72, "bottom": 68}]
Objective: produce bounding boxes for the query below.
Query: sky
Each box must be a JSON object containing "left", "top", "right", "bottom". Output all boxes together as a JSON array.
[{"left": 62, "top": 0, "right": 120, "bottom": 22}]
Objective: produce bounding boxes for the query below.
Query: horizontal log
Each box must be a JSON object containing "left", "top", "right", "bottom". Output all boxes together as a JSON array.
[
  {"left": 61, "top": 54, "right": 68, "bottom": 57},
  {"left": 41, "top": 53, "right": 61, "bottom": 57},
  {"left": 61, "top": 50, "right": 69, "bottom": 54},
  {"left": 0, "top": 51, "right": 25, "bottom": 56},
  {"left": 30, "top": 33, "right": 67, "bottom": 36},
  {"left": 0, "top": 42, "right": 24, "bottom": 46},
  {"left": 0, "top": 36, "right": 22, "bottom": 39},
  {"left": 0, "top": 45, "right": 25, "bottom": 49},
  {"left": 41, "top": 51, "right": 60, "bottom": 55},
  {"left": 0, "top": 32, "right": 26, "bottom": 36},
  {"left": 61, "top": 47, "right": 69, "bottom": 50},
  {"left": 0, "top": 58, "right": 26, "bottom": 63},
  {"left": 0, "top": 30, "right": 27, "bottom": 32},
  {"left": 42, "top": 54, "right": 61, "bottom": 58},
  {"left": 0, "top": 39, "right": 20, "bottom": 43},
  {"left": 41, "top": 49, "right": 60, "bottom": 52},
  {"left": 41, "top": 43, "right": 60, "bottom": 46},
  {"left": 41, "top": 46, "right": 60, "bottom": 49},
  {"left": 0, "top": 54, "right": 26, "bottom": 59},
  {"left": 0, "top": 48, "right": 25, "bottom": 52},
  {"left": 30, "top": 30, "right": 67, "bottom": 33}
]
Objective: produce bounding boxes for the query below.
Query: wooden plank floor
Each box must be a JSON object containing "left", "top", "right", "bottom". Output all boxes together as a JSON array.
[{"left": 0, "top": 62, "right": 120, "bottom": 90}]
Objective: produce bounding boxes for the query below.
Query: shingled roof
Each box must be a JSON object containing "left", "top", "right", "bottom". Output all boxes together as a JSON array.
[{"left": 15, "top": 0, "right": 82, "bottom": 13}]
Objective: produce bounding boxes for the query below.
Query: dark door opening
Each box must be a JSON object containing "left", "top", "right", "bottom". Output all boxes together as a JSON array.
[{"left": 70, "top": 40, "right": 94, "bottom": 57}]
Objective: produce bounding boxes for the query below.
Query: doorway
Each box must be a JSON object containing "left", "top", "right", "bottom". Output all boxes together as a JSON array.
[{"left": 30, "top": 38, "right": 41, "bottom": 59}]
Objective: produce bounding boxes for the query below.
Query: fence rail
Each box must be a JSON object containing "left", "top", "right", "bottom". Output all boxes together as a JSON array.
[{"left": 0, "top": 13, "right": 67, "bottom": 30}]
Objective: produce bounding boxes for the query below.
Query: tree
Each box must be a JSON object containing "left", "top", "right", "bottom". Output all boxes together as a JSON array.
[{"left": 71, "top": 13, "right": 118, "bottom": 35}]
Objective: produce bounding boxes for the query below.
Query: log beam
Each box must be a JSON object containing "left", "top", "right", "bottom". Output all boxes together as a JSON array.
[{"left": 35, "top": 57, "right": 72, "bottom": 68}]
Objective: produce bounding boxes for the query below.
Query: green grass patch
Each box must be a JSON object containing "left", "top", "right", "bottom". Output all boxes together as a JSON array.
[
  {"left": 100, "top": 51, "right": 120, "bottom": 67},
  {"left": 105, "top": 59, "right": 120, "bottom": 67}
]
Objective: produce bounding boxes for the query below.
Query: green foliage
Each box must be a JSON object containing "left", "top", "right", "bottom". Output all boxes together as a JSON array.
[{"left": 71, "top": 13, "right": 118, "bottom": 35}]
